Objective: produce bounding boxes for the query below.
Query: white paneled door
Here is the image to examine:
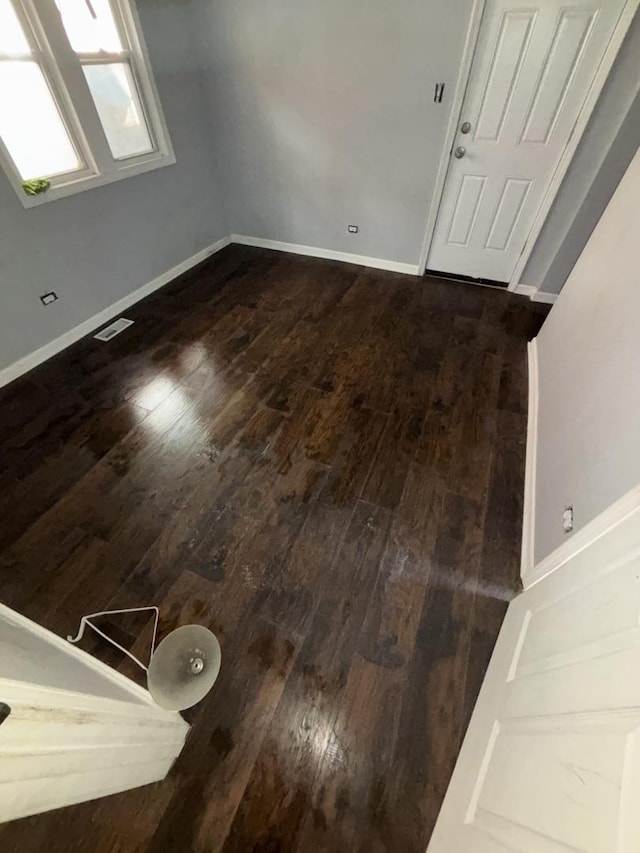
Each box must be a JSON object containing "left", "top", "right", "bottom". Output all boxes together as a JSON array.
[
  {"left": 0, "top": 604, "right": 189, "bottom": 822},
  {"left": 428, "top": 497, "right": 640, "bottom": 852},
  {"left": 426, "top": 0, "right": 627, "bottom": 282}
]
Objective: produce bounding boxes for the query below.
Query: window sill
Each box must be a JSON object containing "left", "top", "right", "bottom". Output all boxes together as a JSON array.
[{"left": 17, "top": 150, "right": 176, "bottom": 209}]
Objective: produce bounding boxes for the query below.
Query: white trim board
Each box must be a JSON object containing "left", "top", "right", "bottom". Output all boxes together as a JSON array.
[
  {"left": 0, "top": 235, "right": 231, "bottom": 390},
  {"left": 520, "top": 339, "right": 539, "bottom": 584},
  {"left": 0, "top": 233, "right": 553, "bottom": 392},
  {"left": 531, "top": 290, "right": 558, "bottom": 305},
  {"left": 230, "top": 235, "right": 421, "bottom": 276},
  {"left": 514, "top": 284, "right": 558, "bottom": 304}
]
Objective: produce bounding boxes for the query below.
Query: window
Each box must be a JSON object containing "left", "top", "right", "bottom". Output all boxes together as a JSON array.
[{"left": 0, "top": 0, "right": 174, "bottom": 206}]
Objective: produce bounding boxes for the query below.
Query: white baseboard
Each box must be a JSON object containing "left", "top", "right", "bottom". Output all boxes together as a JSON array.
[
  {"left": 523, "top": 482, "right": 640, "bottom": 590},
  {"left": 514, "top": 283, "right": 558, "bottom": 304},
  {"left": 531, "top": 291, "right": 557, "bottom": 305},
  {"left": 1, "top": 234, "right": 554, "bottom": 391},
  {"left": 230, "top": 234, "right": 421, "bottom": 276},
  {"left": 514, "top": 283, "right": 536, "bottom": 299},
  {"left": 0, "top": 235, "right": 231, "bottom": 390},
  {"left": 521, "top": 339, "right": 539, "bottom": 585}
]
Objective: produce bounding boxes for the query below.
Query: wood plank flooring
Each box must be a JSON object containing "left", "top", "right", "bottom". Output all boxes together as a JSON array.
[{"left": 0, "top": 246, "right": 548, "bottom": 851}]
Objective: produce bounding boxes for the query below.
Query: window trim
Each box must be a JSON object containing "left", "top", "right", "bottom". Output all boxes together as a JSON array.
[{"left": 0, "top": 0, "right": 175, "bottom": 208}]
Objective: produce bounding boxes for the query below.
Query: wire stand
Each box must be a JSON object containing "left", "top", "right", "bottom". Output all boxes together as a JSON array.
[{"left": 67, "top": 606, "right": 159, "bottom": 671}]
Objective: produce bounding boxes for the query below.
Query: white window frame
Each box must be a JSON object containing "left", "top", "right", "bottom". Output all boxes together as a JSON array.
[{"left": 0, "top": 0, "right": 175, "bottom": 208}]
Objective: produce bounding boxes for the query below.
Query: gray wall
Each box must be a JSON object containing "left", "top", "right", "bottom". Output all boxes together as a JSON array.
[
  {"left": 0, "top": 0, "right": 227, "bottom": 373},
  {"left": 197, "top": 0, "right": 639, "bottom": 280},
  {"left": 533, "top": 150, "right": 640, "bottom": 563},
  {"left": 538, "top": 92, "right": 640, "bottom": 295},
  {"left": 522, "top": 8, "right": 640, "bottom": 296},
  {"left": 2, "top": 0, "right": 637, "bottom": 377},
  {"left": 195, "top": 0, "right": 476, "bottom": 266}
]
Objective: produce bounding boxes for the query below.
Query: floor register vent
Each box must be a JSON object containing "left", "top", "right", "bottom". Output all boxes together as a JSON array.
[{"left": 94, "top": 318, "right": 134, "bottom": 341}]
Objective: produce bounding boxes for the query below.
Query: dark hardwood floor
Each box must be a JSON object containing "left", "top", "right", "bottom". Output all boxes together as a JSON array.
[{"left": 0, "top": 245, "right": 548, "bottom": 851}]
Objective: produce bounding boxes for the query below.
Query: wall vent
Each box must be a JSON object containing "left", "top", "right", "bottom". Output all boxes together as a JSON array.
[{"left": 94, "top": 318, "right": 134, "bottom": 342}]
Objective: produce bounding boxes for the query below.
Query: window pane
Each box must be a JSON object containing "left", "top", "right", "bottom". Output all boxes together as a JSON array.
[
  {"left": 0, "top": 0, "right": 30, "bottom": 55},
  {"left": 56, "top": 0, "right": 122, "bottom": 53},
  {"left": 0, "top": 62, "right": 81, "bottom": 179},
  {"left": 83, "top": 63, "right": 152, "bottom": 159}
]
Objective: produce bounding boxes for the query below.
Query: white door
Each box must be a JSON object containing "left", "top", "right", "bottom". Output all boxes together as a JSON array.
[
  {"left": 428, "top": 495, "right": 640, "bottom": 851},
  {"left": 427, "top": 0, "right": 628, "bottom": 283},
  {"left": 0, "top": 604, "right": 189, "bottom": 822}
]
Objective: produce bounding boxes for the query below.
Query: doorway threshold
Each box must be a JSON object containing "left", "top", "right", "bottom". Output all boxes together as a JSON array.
[{"left": 424, "top": 269, "right": 508, "bottom": 290}]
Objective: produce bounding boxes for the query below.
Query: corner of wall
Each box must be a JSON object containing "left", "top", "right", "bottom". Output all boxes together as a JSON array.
[{"left": 0, "top": 236, "right": 231, "bottom": 390}]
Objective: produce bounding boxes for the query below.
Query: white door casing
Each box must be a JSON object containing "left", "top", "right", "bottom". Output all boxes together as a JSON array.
[
  {"left": 426, "top": 0, "right": 629, "bottom": 284},
  {"left": 428, "top": 488, "right": 640, "bottom": 852},
  {"left": 0, "top": 604, "right": 189, "bottom": 823}
]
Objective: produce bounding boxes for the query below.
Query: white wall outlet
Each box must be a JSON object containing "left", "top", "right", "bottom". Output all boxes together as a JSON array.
[
  {"left": 562, "top": 505, "right": 574, "bottom": 533},
  {"left": 347, "top": 225, "right": 359, "bottom": 234},
  {"left": 40, "top": 291, "right": 58, "bottom": 306}
]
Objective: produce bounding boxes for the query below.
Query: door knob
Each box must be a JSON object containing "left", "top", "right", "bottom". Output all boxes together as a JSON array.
[
  {"left": 461, "top": 121, "right": 471, "bottom": 134},
  {"left": 454, "top": 146, "right": 466, "bottom": 159}
]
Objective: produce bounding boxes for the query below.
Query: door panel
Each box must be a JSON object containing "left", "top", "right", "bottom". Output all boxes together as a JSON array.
[
  {"left": 448, "top": 174, "right": 487, "bottom": 244},
  {"left": 484, "top": 178, "right": 530, "bottom": 249},
  {"left": 476, "top": 726, "right": 625, "bottom": 850},
  {"left": 475, "top": 11, "right": 536, "bottom": 142},
  {"left": 427, "top": 0, "right": 626, "bottom": 283},
  {"left": 520, "top": 10, "right": 597, "bottom": 145},
  {"left": 428, "top": 505, "right": 640, "bottom": 852}
]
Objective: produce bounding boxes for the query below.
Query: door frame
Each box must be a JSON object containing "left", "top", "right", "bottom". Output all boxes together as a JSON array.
[{"left": 417, "top": 0, "right": 640, "bottom": 291}]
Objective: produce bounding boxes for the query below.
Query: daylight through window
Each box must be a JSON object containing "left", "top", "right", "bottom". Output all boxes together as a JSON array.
[{"left": 0, "top": 0, "right": 173, "bottom": 204}]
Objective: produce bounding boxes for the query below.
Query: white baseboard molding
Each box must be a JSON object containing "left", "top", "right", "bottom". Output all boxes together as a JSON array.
[
  {"left": 521, "top": 338, "right": 538, "bottom": 585},
  {"left": 514, "top": 283, "right": 536, "bottom": 299},
  {"left": 231, "top": 234, "right": 421, "bottom": 276},
  {"left": 523, "top": 482, "right": 640, "bottom": 589},
  {"left": 0, "top": 235, "right": 231, "bottom": 390},
  {"left": 514, "top": 283, "right": 558, "bottom": 304},
  {"left": 531, "top": 290, "right": 558, "bottom": 304}
]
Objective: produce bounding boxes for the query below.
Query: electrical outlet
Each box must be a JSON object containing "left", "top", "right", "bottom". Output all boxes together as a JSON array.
[
  {"left": 562, "top": 505, "right": 574, "bottom": 533},
  {"left": 40, "top": 291, "right": 58, "bottom": 305},
  {"left": 347, "top": 225, "right": 359, "bottom": 234}
]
